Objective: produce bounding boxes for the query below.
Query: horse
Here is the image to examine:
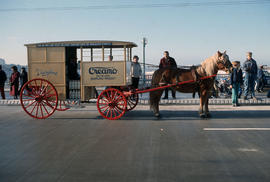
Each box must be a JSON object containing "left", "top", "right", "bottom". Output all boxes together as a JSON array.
[{"left": 149, "top": 51, "right": 232, "bottom": 118}]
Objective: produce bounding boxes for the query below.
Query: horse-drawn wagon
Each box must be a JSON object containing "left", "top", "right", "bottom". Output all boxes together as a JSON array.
[
  {"left": 20, "top": 40, "right": 139, "bottom": 120},
  {"left": 20, "top": 40, "right": 232, "bottom": 120}
]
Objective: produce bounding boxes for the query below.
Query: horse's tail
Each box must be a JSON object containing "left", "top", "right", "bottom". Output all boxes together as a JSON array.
[{"left": 149, "top": 69, "right": 163, "bottom": 109}]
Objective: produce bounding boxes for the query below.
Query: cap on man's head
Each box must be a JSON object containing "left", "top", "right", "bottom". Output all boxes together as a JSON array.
[
  {"left": 232, "top": 61, "right": 240, "bottom": 66},
  {"left": 247, "top": 52, "right": 252, "bottom": 55},
  {"left": 164, "top": 51, "right": 169, "bottom": 54}
]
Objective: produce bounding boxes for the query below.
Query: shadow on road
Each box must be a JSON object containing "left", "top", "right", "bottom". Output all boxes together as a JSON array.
[
  {"left": 121, "top": 110, "right": 270, "bottom": 120},
  {"left": 50, "top": 110, "right": 270, "bottom": 121}
]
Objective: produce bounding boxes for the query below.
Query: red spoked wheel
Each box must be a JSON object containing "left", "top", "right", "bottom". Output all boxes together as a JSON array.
[
  {"left": 56, "top": 100, "right": 70, "bottom": 111},
  {"left": 126, "top": 93, "right": 139, "bottom": 111},
  {"left": 97, "top": 88, "right": 127, "bottom": 120},
  {"left": 20, "top": 78, "right": 58, "bottom": 119}
]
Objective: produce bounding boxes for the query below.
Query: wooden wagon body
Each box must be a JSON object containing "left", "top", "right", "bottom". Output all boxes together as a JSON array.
[{"left": 25, "top": 40, "right": 137, "bottom": 101}]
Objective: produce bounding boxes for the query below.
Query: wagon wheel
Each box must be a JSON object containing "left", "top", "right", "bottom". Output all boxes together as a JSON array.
[
  {"left": 20, "top": 78, "right": 58, "bottom": 119},
  {"left": 97, "top": 88, "right": 127, "bottom": 120},
  {"left": 56, "top": 100, "right": 70, "bottom": 111},
  {"left": 126, "top": 93, "right": 139, "bottom": 111}
]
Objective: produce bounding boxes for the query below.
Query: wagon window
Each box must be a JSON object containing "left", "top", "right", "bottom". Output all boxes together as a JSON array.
[{"left": 77, "top": 47, "right": 129, "bottom": 62}]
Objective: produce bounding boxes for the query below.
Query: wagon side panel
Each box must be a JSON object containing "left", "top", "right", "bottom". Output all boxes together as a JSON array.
[{"left": 27, "top": 47, "right": 66, "bottom": 99}]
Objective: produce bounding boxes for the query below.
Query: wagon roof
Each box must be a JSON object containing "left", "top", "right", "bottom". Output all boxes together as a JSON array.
[{"left": 25, "top": 40, "right": 137, "bottom": 48}]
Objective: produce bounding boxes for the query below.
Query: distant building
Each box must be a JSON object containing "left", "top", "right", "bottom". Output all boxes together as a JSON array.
[{"left": 0, "top": 58, "right": 5, "bottom": 65}]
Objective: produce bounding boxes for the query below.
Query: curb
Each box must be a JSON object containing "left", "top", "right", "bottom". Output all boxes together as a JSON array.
[
  {"left": 139, "top": 98, "right": 270, "bottom": 105},
  {"left": 1, "top": 98, "right": 270, "bottom": 106}
]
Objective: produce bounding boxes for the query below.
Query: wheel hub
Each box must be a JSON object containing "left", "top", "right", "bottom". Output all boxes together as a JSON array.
[
  {"left": 35, "top": 96, "right": 43, "bottom": 103},
  {"left": 108, "top": 102, "right": 117, "bottom": 107}
]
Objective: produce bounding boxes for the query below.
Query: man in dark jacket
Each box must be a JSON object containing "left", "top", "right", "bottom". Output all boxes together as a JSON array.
[
  {"left": 243, "top": 52, "right": 257, "bottom": 100},
  {"left": 0, "top": 65, "right": 7, "bottom": 99},
  {"left": 159, "top": 51, "right": 177, "bottom": 99},
  {"left": 229, "top": 61, "right": 243, "bottom": 106},
  {"left": 159, "top": 51, "right": 177, "bottom": 69}
]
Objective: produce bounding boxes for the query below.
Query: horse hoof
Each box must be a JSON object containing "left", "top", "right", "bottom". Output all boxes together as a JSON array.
[
  {"left": 206, "top": 113, "right": 212, "bottom": 118},
  {"left": 154, "top": 113, "right": 160, "bottom": 117},
  {"left": 200, "top": 114, "right": 206, "bottom": 118}
]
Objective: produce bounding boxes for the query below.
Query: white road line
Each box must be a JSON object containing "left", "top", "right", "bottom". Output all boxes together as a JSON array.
[
  {"left": 237, "top": 148, "right": 259, "bottom": 152},
  {"left": 204, "top": 128, "right": 270, "bottom": 131}
]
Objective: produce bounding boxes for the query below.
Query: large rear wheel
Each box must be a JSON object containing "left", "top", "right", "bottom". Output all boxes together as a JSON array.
[
  {"left": 97, "top": 88, "right": 127, "bottom": 120},
  {"left": 20, "top": 78, "right": 58, "bottom": 119}
]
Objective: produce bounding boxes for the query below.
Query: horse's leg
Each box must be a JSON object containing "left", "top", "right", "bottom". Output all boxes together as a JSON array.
[
  {"left": 199, "top": 90, "right": 207, "bottom": 118},
  {"left": 204, "top": 92, "right": 211, "bottom": 118},
  {"left": 199, "top": 92, "right": 204, "bottom": 117},
  {"left": 149, "top": 89, "right": 163, "bottom": 117}
]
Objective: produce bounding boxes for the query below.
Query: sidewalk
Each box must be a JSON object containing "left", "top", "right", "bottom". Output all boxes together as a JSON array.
[{"left": 1, "top": 98, "right": 270, "bottom": 106}]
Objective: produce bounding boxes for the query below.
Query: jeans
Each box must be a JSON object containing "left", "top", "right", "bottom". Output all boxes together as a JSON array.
[
  {"left": 244, "top": 73, "right": 256, "bottom": 97},
  {"left": 164, "top": 88, "right": 176, "bottom": 99},
  {"left": 232, "top": 83, "right": 240, "bottom": 104}
]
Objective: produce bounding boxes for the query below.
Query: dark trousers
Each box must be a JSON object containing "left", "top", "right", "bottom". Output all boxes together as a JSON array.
[
  {"left": 132, "top": 77, "right": 140, "bottom": 89},
  {"left": 257, "top": 78, "right": 264, "bottom": 91},
  {"left": 0, "top": 86, "right": 5, "bottom": 99},
  {"left": 164, "top": 88, "right": 176, "bottom": 99}
]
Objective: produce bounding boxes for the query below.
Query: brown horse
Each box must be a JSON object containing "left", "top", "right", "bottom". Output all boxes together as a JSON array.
[{"left": 149, "top": 51, "right": 232, "bottom": 118}]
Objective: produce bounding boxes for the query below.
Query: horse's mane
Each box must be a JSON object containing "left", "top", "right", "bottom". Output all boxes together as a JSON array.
[{"left": 196, "top": 53, "right": 219, "bottom": 77}]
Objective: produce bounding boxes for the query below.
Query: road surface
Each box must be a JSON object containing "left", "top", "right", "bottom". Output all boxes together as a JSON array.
[{"left": 0, "top": 105, "right": 270, "bottom": 182}]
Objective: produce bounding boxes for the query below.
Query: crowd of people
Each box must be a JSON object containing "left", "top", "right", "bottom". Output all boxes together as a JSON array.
[
  {"left": 228, "top": 52, "right": 268, "bottom": 106},
  {"left": 0, "top": 65, "right": 28, "bottom": 100}
]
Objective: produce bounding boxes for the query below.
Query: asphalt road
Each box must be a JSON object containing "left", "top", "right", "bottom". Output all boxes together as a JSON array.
[{"left": 0, "top": 105, "right": 270, "bottom": 182}]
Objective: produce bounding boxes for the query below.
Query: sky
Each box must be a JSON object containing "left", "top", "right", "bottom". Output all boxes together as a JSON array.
[{"left": 0, "top": 0, "right": 270, "bottom": 66}]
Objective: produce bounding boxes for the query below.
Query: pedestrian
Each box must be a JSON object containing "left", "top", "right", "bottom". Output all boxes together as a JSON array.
[
  {"left": 256, "top": 65, "right": 264, "bottom": 92},
  {"left": 229, "top": 61, "right": 243, "bottom": 107},
  {"left": 0, "top": 65, "right": 7, "bottom": 99},
  {"left": 243, "top": 52, "right": 258, "bottom": 100},
  {"left": 131, "top": 55, "right": 142, "bottom": 89},
  {"left": 108, "top": 55, "right": 113, "bottom": 61},
  {"left": 159, "top": 51, "right": 177, "bottom": 99},
  {"left": 10, "top": 66, "right": 20, "bottom": 99},
  {"left": 19, "top": 67, "right": 28, "bottom": 92},
  {"left": 104, "top": 56, "right": 114, "bottom": 90}
]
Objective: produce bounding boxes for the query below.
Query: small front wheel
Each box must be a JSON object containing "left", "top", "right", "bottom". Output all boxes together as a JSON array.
[
  {"left": 56, "top": 100, "right": 70, "bottom": 111},
  {"left": 97, "top": 88, "right": 127, "bottom": 120},
  {"left": 20, "top": 78, "right": 58, "bottom": 119},
  {"left": 126, "top": 93, "right": 139, "bottom": 111}
]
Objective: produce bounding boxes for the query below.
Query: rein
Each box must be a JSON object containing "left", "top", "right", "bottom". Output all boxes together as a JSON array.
[{"left": 131, "top": 74, "right": 217, "bottom": 95}]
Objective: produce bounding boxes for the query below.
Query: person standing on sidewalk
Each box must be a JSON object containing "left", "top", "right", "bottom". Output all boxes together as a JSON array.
[
  {"left": 243, "top": 52, "right": 257, "bottom": 100},
  {"left": 256, "top": 65, "right": 264, "bottom": 92},
  {"left": 159, "top": 51, "right": 177, "bottom": 99},
  {"left": 131, "top": 55, "right": 142, "bottom": 89},
  {"left": 19, "top": 67, "right": 28, "bottom": 92},
  {"left": 0, "top": 65, "right": 7, "bottom": 99},
  {"left": 10, "top": 66, "right": 20, "bottom": 99},
  {"left": 230, "top": 61, "right": 243, "bottom": 107}
]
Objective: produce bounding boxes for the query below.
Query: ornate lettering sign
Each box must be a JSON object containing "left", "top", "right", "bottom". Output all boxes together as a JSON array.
[{"left": 82, "top": 61, "right": 128, "bottom": 86}]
